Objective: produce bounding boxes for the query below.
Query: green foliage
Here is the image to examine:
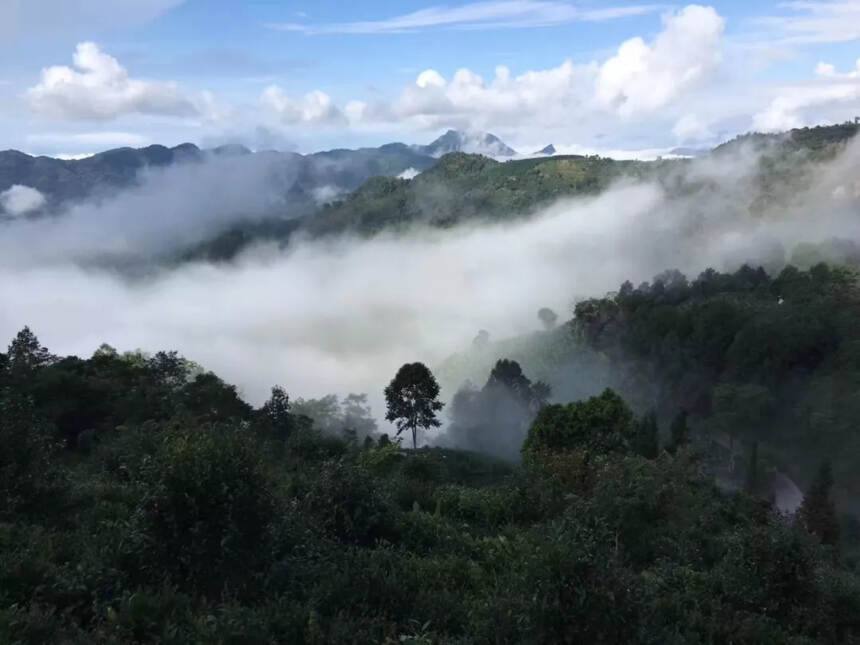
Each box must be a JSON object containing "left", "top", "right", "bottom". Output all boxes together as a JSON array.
[
  {"left": 131, "top": 426, "right": 275, "bottom": 592},
  {"left": 384, "top": 362, "right": 444, "bottom": 449},
  {"left": 523, "top": 388, "right": 636, "bottom": 457},
  {"left": 0, "top": 389, "right": 63, "bottom": 518},
  {"left": 1, "top": 326, "right": 860, "bottom": 643}
]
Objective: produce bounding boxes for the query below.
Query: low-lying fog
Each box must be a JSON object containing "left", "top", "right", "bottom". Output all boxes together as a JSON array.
[{"left": 2, "top": 137, "right": 859, "bottom": 427}]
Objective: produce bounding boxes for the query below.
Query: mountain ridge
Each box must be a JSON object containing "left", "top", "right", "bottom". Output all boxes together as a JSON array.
[{"left": 0, "top": 129, "right": 518, "bottom": 215}]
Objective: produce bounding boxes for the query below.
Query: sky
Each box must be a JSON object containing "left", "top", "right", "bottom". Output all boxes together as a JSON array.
[{"left": 1, "top": 0, "right": 859, "bottom": 157}]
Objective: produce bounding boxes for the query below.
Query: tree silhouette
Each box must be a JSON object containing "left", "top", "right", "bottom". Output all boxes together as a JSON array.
[
  {"left": 7, "top": 326, "right": 53, "bottom": 378},
  {"left": 384, "top": 362, "right": 443, "bottom": 449},
  {"left": 634, "top": 410, "right": 659, "bottom": 459},
  {"left": 798, "top": 459, "right": 840, "bottom": 553},
  {"left": 666, "top": 410, "right": 689, "bottom": 454},
  {"left": 538, "top": 307, "right": 559, "bottom": 330}
]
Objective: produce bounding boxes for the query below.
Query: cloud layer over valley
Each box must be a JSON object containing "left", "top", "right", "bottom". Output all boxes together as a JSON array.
[{"left": 2, "top": 134, "right": 860, "bottom": 428}]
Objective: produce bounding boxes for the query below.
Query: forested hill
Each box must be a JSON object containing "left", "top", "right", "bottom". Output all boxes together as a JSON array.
[
  {"left": 187, "top": 121, "right": 860, "bottom": 263},
  {"left": 3, "top": 307, "right": 860, "bottom": 641},
  {"left": 185, "top": 152, "right": 664, "bottom": 261},
  {"left": 714, "top": 120, "right": 860, "bottom": 156}
]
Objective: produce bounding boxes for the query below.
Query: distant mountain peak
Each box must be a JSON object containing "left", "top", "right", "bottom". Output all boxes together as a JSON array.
[
  {"left": 535, "top": 144, "right": 556, "bottom": 156},
  {"left": 210, "top": 144, "right": 252, "bottom": 157},
  {"left": 417, "top": 129, "right": 517, "bottom": 159}
]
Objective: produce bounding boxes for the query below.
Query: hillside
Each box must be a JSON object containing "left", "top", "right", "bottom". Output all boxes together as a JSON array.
[
  {"left": 188, "top": 122, "right": 860, "bottom": 263},
  {"left": 2, "top": 323, "right": 859, "bottom": 642},
  {"left": 0, "top": 129, "right": 520, "bottom": 216}
]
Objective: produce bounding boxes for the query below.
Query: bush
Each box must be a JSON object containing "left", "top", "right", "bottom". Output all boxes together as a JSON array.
[{"left": 130, "top": 426, "right": 275, "bottom": 593}]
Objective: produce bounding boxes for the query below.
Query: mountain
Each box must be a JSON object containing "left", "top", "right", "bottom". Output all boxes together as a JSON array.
[
  {"left": 415, "top": 129, "right": 518, "bottom": 158},
  {"left": 534, "top": 144, "right": 556, "bottom": 156},
  {"left": 0, "top": 141, "right": 437, "bottom": 216},
  {"left": 186, "top": 151, "right": 645, "bottom": 261},
  {"left": 0, "top": 143, "right": 204, "bottom": 209}
]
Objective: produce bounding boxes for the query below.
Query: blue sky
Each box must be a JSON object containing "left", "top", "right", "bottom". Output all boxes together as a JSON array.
[{"left": 1, "top": 0, "right": 859, "bottom": 156}]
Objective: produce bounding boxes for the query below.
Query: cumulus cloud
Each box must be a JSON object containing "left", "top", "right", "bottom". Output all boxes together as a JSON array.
[
  {"left": 593, "top": 5, "right": 724, "bottom": 116},
  {"left": 347, "top": 5, "right": 725, "bottom": 136},
  {"left": 27, "top": 42, "right": 199, "bottom": 121},
  {"left": 0, "top": 185, "right": 46, "bottom": 216},
  {"left": 261, "top": 85, "right": 346, "bottom": 126},
  {"left": 361, "top": 60, "right": 592, "bottom": 131},
  {"left": 268, "top": 1, "right": 662, "bottom": 35}
]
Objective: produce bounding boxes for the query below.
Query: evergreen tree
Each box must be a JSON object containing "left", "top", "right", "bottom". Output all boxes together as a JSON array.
[
  {"left": 7, "top": 326, "right": 53, "bottom": 378},
  {"left": 798, "top": 459, "right": 840, "bottom": 552},
  {"left": 259, "top": 385, "right": 293, "bottom": 440}
]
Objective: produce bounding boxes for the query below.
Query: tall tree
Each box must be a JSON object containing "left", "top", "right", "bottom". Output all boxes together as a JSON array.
[
  {"left": 798, "top": 459, "right": 840, "bottom": 552},
  {"left": 384, "top": 362, "right": 443, "bottom": 449},
  {"left": 7, "top": 326, "right": 53, "bottom": 378},
  {"left": 634, "top": 410, "right": 659, "bottom": 459},
  {"left": 259, "top": 385, "right": 293, "bottom": 440}
]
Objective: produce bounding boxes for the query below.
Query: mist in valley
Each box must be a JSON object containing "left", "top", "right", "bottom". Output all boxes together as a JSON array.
[{"left": 2, "top": 135, "right": 860, "bottom": 448}]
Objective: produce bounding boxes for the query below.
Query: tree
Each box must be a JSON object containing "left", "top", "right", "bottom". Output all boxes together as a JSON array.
[
  {"left": 258, "top": 385, "right": 294, "bottom": 439},
  {"left": 384, "top": 362, "right": 443, "bottom": 449},
  {"left": 523, "top": 388, "right": 636, "bottom": 457},
  {"left": 634, "top": 410, "right": 659, "bottom": 459},
  {"left": 798, "top": 459, "right": 840, "bottom": 552},
  {"left": 666, "top": 410, "right": 690, "bottom": 454},
  {"left": 342, "top": 393, "right": 378, "bottom": 438},
  {"left": 538, "top": 307, "right": 559, "bottom": 330},
  {"left": 7, "top": 326, "right": 53, "bottom": 378}
]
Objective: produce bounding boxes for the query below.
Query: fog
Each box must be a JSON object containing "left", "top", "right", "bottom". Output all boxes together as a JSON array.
[
  {"left": 0, "top": 152, "right": 305, "bottom": 267},
  {"left": 1, "top": 135, "right": 859, "bottom": 437}
]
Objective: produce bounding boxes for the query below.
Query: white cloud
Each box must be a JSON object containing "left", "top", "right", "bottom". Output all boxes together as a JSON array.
[
  {"left": 398, "top": 167, "right": 421, "bottom": 180},
  {"left": 754, "top": 2, "right": 860, "bottom": 46},
  {"left": 365, "top": 60, "right": 592, "bottom": 130},
  {"left": 0, "top": 185, "right": 47, "bottom": 216},
  {"left": 753, "top": 59, "right": 860, "bottom": 132},
  {"left": 261, "top": 85, "right": 346, "bottom": 126},
  {"left": 27, "top": 42, "right": 199, "bottom": 121},
  {"left": 346, "top": 5, "right": 724, "bottom": 137},
  {"left": 672, "top": 113, "right": 714, "bottom": 141},
  {"left": 815, "top": 58, "right": 860, "bottom": 79},
  {"left": 311, "top": 185, "right": 343, "bottom": 205},
  {"left": 593, "top": 5, "right": 724, "bottom": 117},
  {"left": 268, "top": 1, "right": 663, "bottom": 34}
]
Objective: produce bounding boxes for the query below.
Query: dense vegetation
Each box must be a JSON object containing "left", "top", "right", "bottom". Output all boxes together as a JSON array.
[
  {"left": 189, "top": 121, "right": 860, "bottom": 263},
  {"left": 4, "top": 258, "right": 860, "bottom": 642},
  {"left": 573, "top": 262, "right": 860, "bottom": 520}
]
